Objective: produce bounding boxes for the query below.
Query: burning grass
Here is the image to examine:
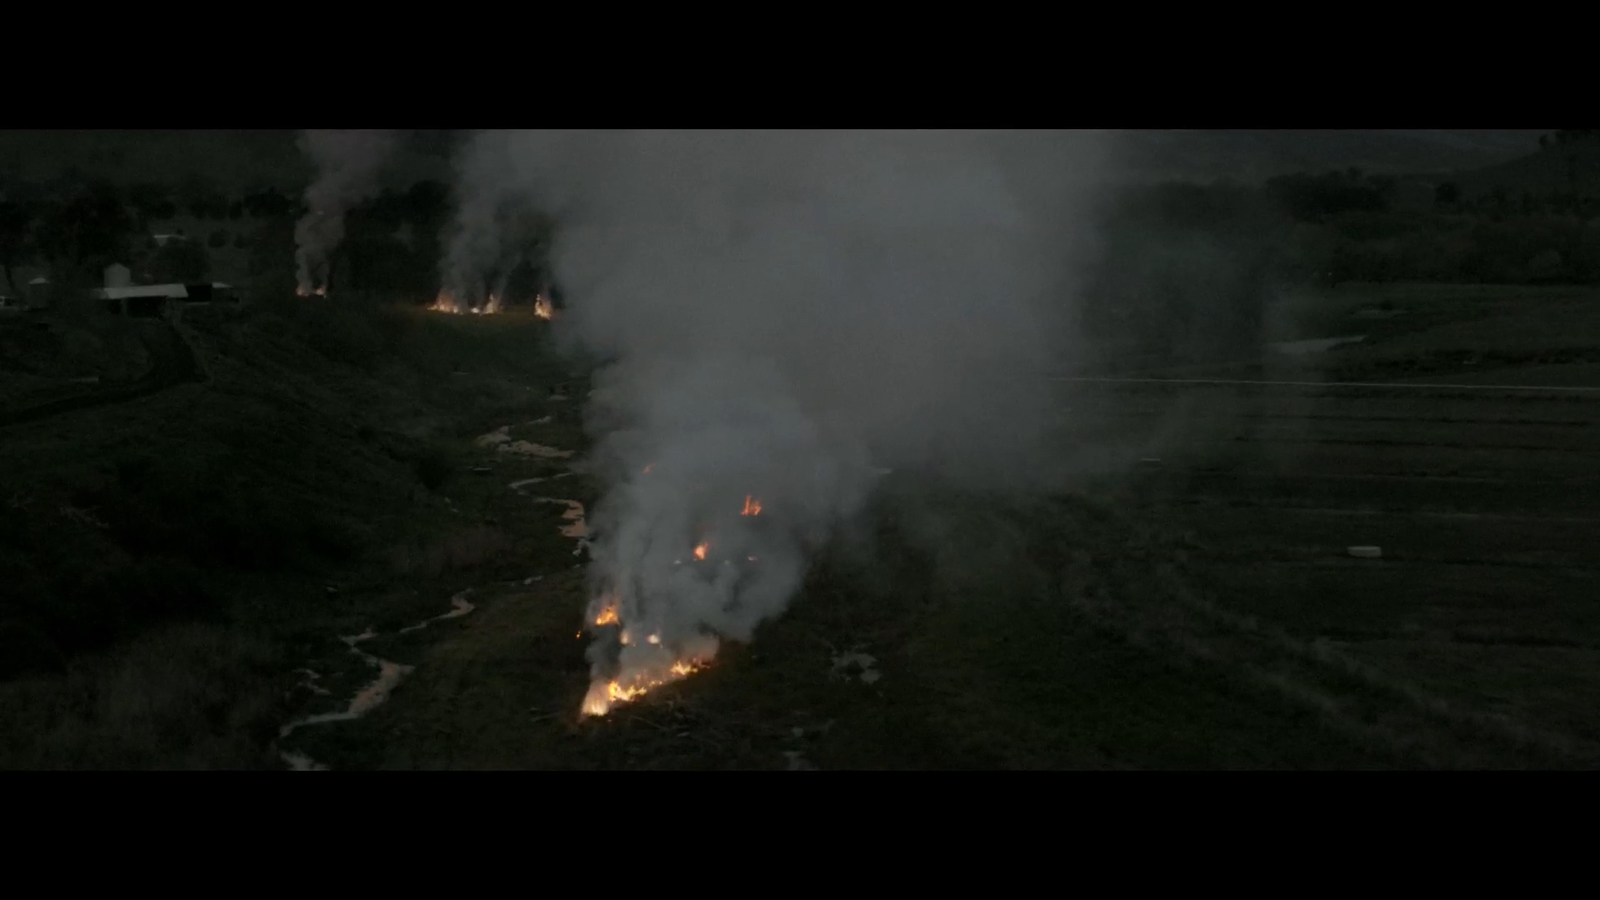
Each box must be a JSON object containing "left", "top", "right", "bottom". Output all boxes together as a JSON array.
[
  {"left": 428, "top": 291, "right": 553, "bottom": 318},
  {"left": 574, "top": 493, "right": 776, "bottom": 719}
]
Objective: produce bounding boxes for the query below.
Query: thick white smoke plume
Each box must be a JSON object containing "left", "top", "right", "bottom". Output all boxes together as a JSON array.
[
  {"left": 451, "top": 131, "right": 1111, "bottom": 714},
  {"left": 436, "top": 133, "right": 550, "bottom": 312},
  {"left": 294, "top": 129, "right": 398, "bottom": 295}
]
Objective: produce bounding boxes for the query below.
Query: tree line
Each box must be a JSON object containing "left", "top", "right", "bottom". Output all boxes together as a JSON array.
[{"left": 0, "top": 176, "right": 481, "bottom": 300}]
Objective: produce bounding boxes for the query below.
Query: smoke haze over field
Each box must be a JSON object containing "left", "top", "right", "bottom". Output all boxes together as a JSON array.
[
  {"left": 446, "top": 130, "right": 1114, "bottom": 707},
  {"left": 294, "top": 130, "right": 398, "bottom": 294}
]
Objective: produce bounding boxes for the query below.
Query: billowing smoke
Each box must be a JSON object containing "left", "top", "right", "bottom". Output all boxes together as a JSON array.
[
  {"left": 293, "top": 129, "right": 398, "bottom": 295},
  {"left": 436, "top": 133, "right": 550, "bottom": 312},
  {"left": 452, "top": 130, "right": 1112, "bottom": 714}
]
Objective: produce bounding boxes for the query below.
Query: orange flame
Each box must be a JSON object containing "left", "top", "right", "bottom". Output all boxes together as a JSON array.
[
  {"left": 428, "top": 291, "right": 461, "bottom": 314},
  {"left": 741, "top": 495, "right": 762, "bottom": 516},
  {"left": 692, "top": 542, "right": 708, "bottom": 561},
  {"left": 533, "top": 295, "right": 554, "bottom": 320},
  {"left": 593, "top": 605, "right": 620, "bottom": 626},
  {"left": 580, "top": 658, "right": 711, "bottom": 718}
]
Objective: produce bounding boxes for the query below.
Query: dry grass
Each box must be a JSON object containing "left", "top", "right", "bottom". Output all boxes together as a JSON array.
[
  {"left": 0, "top": 623, "right": 287, "bottom": 769},
  {"left": 388, "top": 526, "right": 513, "bottom": 578}
]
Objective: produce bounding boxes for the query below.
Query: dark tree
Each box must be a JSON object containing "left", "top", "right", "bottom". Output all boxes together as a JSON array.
[
  {"left": 404, "top": 180, "right": 451, "bottom": 229},
  {"left": 147, "top": 239, "right": 210, "bottom": 283},
  {"left": 126, "top": 182, "right": 176, "bottom": 224},
  {"left": 0, "top": 199, "right": 37, "bottom": 295},
  {"left": 242, "top": 188, "right": 295, "bottom": 219},
  {"left": 32, "top": 182, "right": 135, "bottom": 278},
  {"left": 1266, "top": 169, "right": 1391, "bottom": 220}
]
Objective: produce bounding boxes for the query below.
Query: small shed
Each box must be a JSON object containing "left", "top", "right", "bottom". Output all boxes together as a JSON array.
[
  {"left": 180, "top": 282, "right": 239, "bottom": 305},
  {"left": 26, "top": 276, "right": 51, "bottom": 308},
  {"left": 92, "top": 283, "right": 188, "bottom": 317}
]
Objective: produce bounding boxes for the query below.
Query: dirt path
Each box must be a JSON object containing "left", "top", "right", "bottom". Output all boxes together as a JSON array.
[{"left": 0, "top": 320, "right": 205, "bottom": 428}]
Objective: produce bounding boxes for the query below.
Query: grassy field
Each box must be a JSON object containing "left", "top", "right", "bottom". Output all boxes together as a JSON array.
[
  {"left": 262, "top": 281, "right": 1600, "bottom": 770},
  {"left": 3, "top": 281, "right": 1598, "bottom": 769},
  {"left": 0, "top": 296, "right": 578, "bottom": 767}
]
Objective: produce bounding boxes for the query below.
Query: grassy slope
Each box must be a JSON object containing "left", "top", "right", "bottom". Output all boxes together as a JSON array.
[
  {"left": 5, "top": 282, "right": 1596, "bottom": 769},
  {"left": 287, "top": 285, "right": 1600, "bottom": 771},
  {"left": 0, "top": 297, "right": 574, "bottom": 767}
]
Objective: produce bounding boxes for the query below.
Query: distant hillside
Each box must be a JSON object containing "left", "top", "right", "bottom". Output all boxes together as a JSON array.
[
  {"left": 0, "top": 131, "right": 308, "bottom": 193},
  {"left": 1445, "top": 135, "right": 1600, "bottom": 200},
  {"left": 0, "top": 131, "right": 459, "bottom": 195},
  {"left": 1115, "top": 130, "right": 1548, "bottom": 184}
]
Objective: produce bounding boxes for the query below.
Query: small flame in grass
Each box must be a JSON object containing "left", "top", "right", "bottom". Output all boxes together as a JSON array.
[
  {"left": 580, "top": 658, "right": 711, "bottom": 718},
  {"left": 594, "top": 605, "right": 620, "bottom": 626},
  {"left": 533, "top": 295, "right": 554, "bottom": 320},
  {"left": 428, "top": 291, "right": 460, "bottom": 314},
  {"left": 741, "top": 495, "right": 762, "bottom": 516},
  {"left": 692, "top": 542, "right": 708, "bottom": 561}
]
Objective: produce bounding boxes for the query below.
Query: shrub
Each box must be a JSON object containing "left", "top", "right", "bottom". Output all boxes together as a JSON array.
[{"left": 414, "top": 445, "right": 453, "bottom": 491}]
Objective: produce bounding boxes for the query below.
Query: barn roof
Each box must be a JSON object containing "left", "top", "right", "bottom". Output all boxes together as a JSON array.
[{"left": 92, "top": 284, "right": 189, "bottom": 300}]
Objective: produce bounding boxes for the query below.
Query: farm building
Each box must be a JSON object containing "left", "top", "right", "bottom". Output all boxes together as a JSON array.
[
  {"left": 92, "top": 283, "right": 188, "bottom": 317},
  {"left": 89, "top": 282, "right": 238, "bottom": 317}
]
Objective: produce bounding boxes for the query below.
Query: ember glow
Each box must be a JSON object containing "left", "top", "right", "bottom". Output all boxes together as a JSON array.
[
  {"left": 428, "top": 290, "right": 506, "bottom": 315},
  {"left": 580, "top": 657, "right": 710, "bottom": 718},
  {"left": 576, "top": 536, "right": 733, "bottom": 717},
  {"left": 533, "top": 295, "right": 554, "bottom": 320},
  {"left": 741, "top": 495, "right": 762, "bottom": 516}
]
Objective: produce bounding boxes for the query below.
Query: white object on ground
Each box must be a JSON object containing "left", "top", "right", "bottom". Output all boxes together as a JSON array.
[
  {"left": 498, "top": 441, "right": 574, "bottom": 459},
  {"left": 475, "top": 426, "right": 512, "bottom": 447},
  {"left": 1269, "top": 336, "right": 1366, "bottom": 356}
]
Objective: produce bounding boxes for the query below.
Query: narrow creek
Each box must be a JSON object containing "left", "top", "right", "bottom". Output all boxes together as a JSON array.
[{"left": 277, "top": 417, "right": 590, "bottom": 770}]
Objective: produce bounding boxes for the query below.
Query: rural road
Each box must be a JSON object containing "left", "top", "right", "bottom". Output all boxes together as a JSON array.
[{"left": 0, "top": 321, "right": 206, "bottom": 428}]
